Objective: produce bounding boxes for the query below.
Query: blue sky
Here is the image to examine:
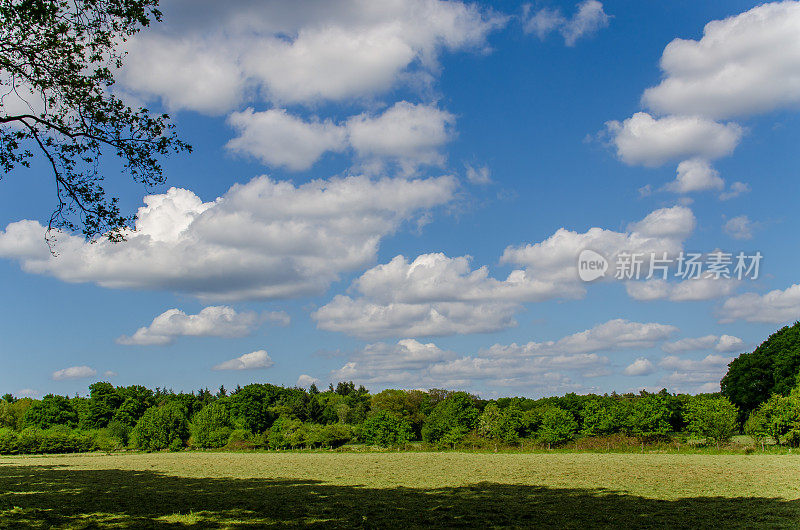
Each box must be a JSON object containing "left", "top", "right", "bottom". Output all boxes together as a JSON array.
[{"left": 2, "top": 0, "right": 800, "bottom": 399}]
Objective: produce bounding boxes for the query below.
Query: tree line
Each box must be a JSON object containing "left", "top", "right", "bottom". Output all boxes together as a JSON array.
[{"left": 2, "top": 322, "right": 798, "bottom": 455}]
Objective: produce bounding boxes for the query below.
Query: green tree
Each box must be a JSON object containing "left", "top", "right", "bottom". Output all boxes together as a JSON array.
[
  {"left": 1, "top": 0, "right": 191, "bottom": 240},
  {"left": 622, "top": 395, "right": 671, "bottom": 441},
  {"left": 721, "top": 322, "right": 800, "bottom": 416},
  {"left": 360, "top": 411, "right": 413, "bottom": 447},
  {"left": 684, "top": 396, "right": 738, "bottom": 448},
  {"left": 477, "top": 403, "right": 521, "bottom": 443},
  {"left": 22, "top": 394, "right": 77, "bottom": 429},
  {"left": 421, "top": 392, "right": 479, "bottom": 447},
  {"left": 130, "top": 402, "right": 189, "bottom": 451},
  {"left": 190, "top": 402, "right": 233, "bottom": 449},
  {"left": 537, "top": 407, "right": 578, "bottom": 447},
  {"left": 580, "top": 399, "right": 623, "bottom": 436}
]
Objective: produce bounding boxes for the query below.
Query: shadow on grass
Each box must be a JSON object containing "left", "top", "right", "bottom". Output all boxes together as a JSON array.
[{"left": 1, "top": 463, "right": 798, "bottom": 528}]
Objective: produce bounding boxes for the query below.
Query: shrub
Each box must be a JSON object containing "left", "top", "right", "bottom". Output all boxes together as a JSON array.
[
  {"left": 130, "top": 403, "right": 189, "bottom": 451},
  {"left": 226, "top": 428, "right": 257, "bottom": 450},
  {"left": 360, "top": 411, "right": 413, "bottom": 446}
]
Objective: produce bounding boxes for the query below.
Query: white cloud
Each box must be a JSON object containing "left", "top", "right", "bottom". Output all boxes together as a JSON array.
[
  {"left": 502, "top": 205, "right": 695, "bottom": 284},
  {"left": 642, "top": 1, "right": 800, "bottom": 120},
  {"left": 658, "top": 353, "right": 731, "bottom": 393},
  {"left": 224, "top": 102, "right": 454, "bottom": 172},
  {"left": 213, "top": 350, "right": 274, "bottom": 371},
  {"left": 328, "top": 320, "right": 672, "bottom": 392},
  {"left": 719, "top": 181, "right": 750, "bottom": 201},
  {"left": 664, "top": 158, "right": 724, "bottom": 194},
  {"left": 117, "top": 306, "right": 263, "bottom": 346},
  {"left": 720, "top": 283, "right": 800, "bottom": 323},
  {"left": 296, "top": 374, "right": 320, "bottom": 388},
  {"left": 483, "top": 319, "right": 677, "bottom": 358},
  {"left": 314, "top": 294, "right": 521, "bottom": 340},
  {"left": 225, "top": 109, "right": 347, "bottom": 171},
  {"left": 265, "top": 311, "right": 291, "bottom": 327},
  {"left": 0, "top": 174, "right": 456, "bottom": 301},
  {"left": 626, "top": 275, "right": 739, "bottom": 302},
  {"left": 662, "top": 334, "right": 744, "bottom": 354},
  {"left": 724, "top": 215, "right": 755, "bottom": 240},
  {"left": 523, "top": 1, "right": 610, "bottom": 46},
  {"left": 102, "top": 371, "right": 119, "bottom": 378},
  {"left": 329, "top": 337, "right": 601, "bottom": 392},
  {"left": 315, "top": 206, "right": 695, "bottom": 339},
  {"left": 465, "top": 164, "right": 492, "bottom": 185},
  {"left": 119, "top": 0, "right": 503, "bottom": 112},
  {"left": 605, "top": 112, "right": 743, "bottom": 167},
  {"left": 17, "top": 389, "right": 39, "bottom": 398},
  {"left": 52, "top": 366, "right": 97, "bottom": 381},
  {"left": 347, "top": 102, "right": 455, "bottom": 170},
  {"left": 624, "top": 358, "right": 655, "bottom": 376}
]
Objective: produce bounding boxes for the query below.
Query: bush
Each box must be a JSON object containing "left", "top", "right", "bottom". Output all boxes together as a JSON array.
[
  {"left": 226, "top": 428, "right": 257, "bottom": 450},
  {"left": 537, "top": 407, "right": 578, "bottom": 447},
  {"left": 130, "top": 403, "right": 189, "bottom": 451},
  {"left": 360, "top": 411, "right": 413, "bottom": 446}
]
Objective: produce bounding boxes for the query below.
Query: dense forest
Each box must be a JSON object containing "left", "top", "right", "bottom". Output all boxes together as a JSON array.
[{"left": 2, "top": 324, "right": 799, "bottom": 455}]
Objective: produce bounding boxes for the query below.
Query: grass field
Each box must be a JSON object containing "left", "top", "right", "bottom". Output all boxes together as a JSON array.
[{"left": 2, "top": 452, "right": 800, "bottom": 528}]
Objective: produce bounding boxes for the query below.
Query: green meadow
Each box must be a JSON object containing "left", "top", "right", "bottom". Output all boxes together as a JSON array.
[{"left": 2, "top": 451, "right": 799, "bottom": 528}]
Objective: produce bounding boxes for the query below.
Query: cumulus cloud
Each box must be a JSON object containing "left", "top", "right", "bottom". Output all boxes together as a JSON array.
[
  {"left": 657, "top": 354, "right": 732, "bottom": 393},
  {"left": 52, "top": 366, "right": 97, "bottom": 381},
  {"left": 642, "top": 1, "right": 800, "bottom": 120},
  {"left": 0, "top": 174, "right": 456, "bottom": 301},
  {"left": 605, "top": 112, "right": 743, "bottom": 167},
  {"left": 623, "top": 358, "right": 655, "bottom": 376},
  {"left": 296, "top": 374, "right": 321, "bottom": 388},
  {"left": 723, "top": 215, "right": 755, "bottom": 240},
  {"left": 225, "top": 109, "right": 347, "bottom": 170},
  {"left": 347, "top": 102, "right": 455, "bottom": 170},
  {"left": 465, "top": 164, "right": 492, "bottom": 185},
  {"left": 483, "top": 319, "right": 677, "bottom": 358},
  {"left": 330, "top": 338, "right": 596, "bottom": 392},
  {"left": 523, "top": 1, "right": 610, "bottom": 46},
  {"left": 225, "top": 102, "right": 454, "bottom": 172},
  {"left": 626, "top": 275, "right": 739, "bottom": 302},
  {"left": 213, "top": 350, "right": 274, "bottom": 371},
  {"left": 119, "top": 0, "right": 503, "bottom": 112},
  {"left": 720, "top": 283, "right": 800, "bottom": 323},
  {"left": 328, "top": 320, "right": 673, "bottom": 392},
  {"left": 662, "top": 334, "right": 744, "bottom": 354},
  {"left": 719, "top": 181, "right": 751, "bottom": 201},
  {"left": 117, "top": 306, "right": 264, "bottom": 346},
  {"left": 315, "top": 206, "right": 695, "bottom": 338},
  {"left": 664, "top": 158, "right": 724, "bottom": 194}
]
